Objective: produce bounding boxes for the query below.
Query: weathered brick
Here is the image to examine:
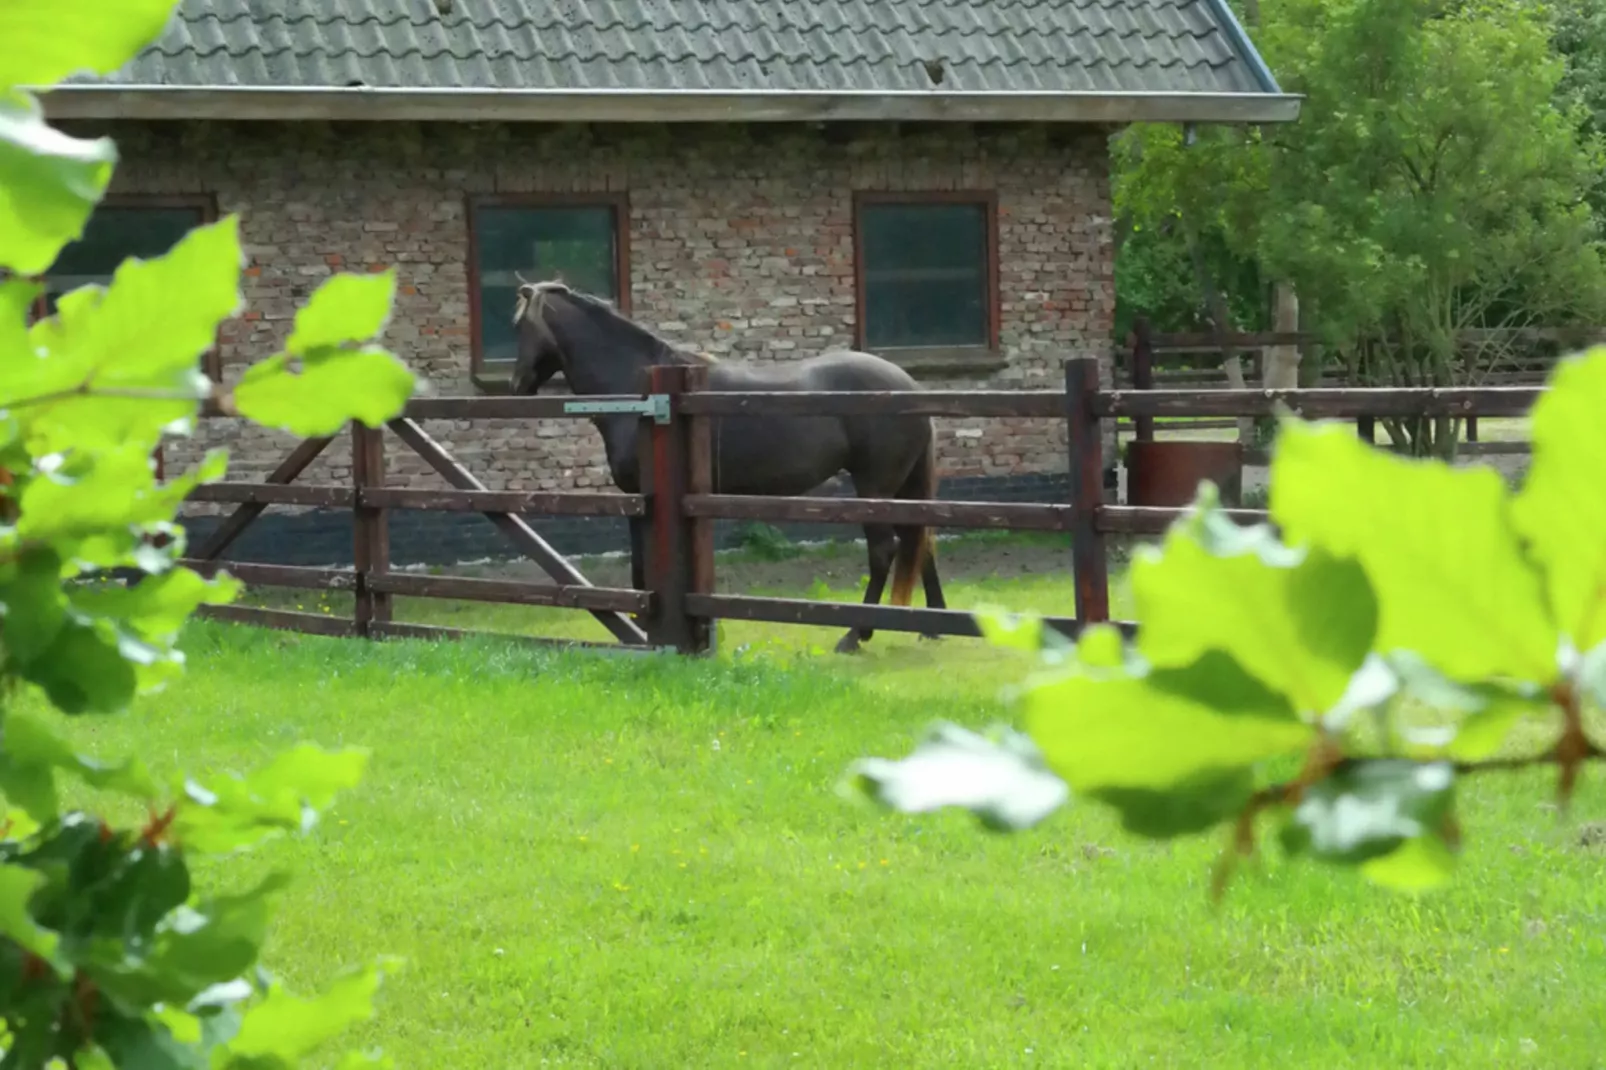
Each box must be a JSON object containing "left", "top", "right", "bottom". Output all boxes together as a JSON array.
[{"left": 85, "top": 119, "right": 1116, "bottom": 517}]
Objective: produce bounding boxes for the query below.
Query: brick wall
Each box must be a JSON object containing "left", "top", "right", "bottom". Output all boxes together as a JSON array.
[{"left": 82, "top": 119, "right": 1116, "bottom": 530}]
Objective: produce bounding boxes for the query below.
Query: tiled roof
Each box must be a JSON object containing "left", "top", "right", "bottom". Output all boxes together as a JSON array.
[{"left": 64, "top": 0, "right": 1277, "bottom": 95}]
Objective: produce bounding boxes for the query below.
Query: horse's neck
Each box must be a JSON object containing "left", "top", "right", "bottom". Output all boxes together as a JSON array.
[{"left": 565, "top": 306, "right": 685, "bottom": 392}]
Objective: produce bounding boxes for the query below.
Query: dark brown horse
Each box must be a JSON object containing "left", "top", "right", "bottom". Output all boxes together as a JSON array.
[{"left": 510, "top": 279, "right": 947, "bottom": 654}]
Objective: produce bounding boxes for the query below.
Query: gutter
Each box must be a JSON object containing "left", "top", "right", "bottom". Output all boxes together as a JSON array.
[{"left": 37, "top": 86, "right": 1303, "bottom": 125}]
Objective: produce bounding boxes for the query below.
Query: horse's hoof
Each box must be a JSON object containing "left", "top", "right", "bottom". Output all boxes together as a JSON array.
[
  {"left": 834, "top": 634, "right": 862, "bottom": 655},
  {"left": 919, "top": 633, "right": 943, "bottom": 642}
]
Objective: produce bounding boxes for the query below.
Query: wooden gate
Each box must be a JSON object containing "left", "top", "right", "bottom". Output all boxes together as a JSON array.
[{"left": 180, "top": 398, "right": 666, "bottom": 650}]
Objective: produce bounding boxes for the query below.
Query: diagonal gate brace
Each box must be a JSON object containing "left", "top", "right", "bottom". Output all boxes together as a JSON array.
[{"left": 386, "top": 418, "right": 649, "bottom": 646}]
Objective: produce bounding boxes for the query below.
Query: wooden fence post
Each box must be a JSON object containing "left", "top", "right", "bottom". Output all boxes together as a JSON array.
[
  {"left": 351, "top": 423, "right": 391, "bottom": 638},
  {"left": 1066, "top": 357, "right": 1110, "bottom": 624},
  {"left": 683, "top": 366, "right": 717, "bottom": 655},
  {"left": 641, "top": 365, "right": 711, "bottom": 654},
  {"left": 1130, "top": 316, "right": 1156, "bottom": 443}
]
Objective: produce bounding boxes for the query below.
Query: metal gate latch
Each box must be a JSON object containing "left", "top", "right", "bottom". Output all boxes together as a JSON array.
[{"left": 562, "top": 394, "right": 672, "bottom": 424}]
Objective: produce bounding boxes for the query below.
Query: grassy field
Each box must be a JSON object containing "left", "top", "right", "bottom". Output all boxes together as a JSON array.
[{"left": 38, "top": 538, "right": 1606, "bottom": 1069}]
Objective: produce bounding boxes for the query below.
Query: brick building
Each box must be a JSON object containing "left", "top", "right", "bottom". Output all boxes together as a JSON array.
[{"left": 41, "top": 0, "right": 1296, "bottom": 565}]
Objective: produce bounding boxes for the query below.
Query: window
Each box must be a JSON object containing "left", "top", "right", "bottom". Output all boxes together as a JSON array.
[
  {"left": 468, "top": 195, "right": 629, "bottom": 378},
  {"left": 33, "top": 195, "right": 220, "bottom": 379},
  {"left": 854, "top": 193, "right": 999, "bottom": 352}
]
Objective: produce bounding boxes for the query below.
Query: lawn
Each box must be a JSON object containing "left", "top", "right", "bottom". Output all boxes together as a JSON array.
[{"left": 42, "top": 545, "right": 1606, "bottom": 1068}]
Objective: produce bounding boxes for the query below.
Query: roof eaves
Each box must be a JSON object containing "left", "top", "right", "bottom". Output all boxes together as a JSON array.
[{"left": 38, "top": 86, "right": 1304, "bottom": 125}]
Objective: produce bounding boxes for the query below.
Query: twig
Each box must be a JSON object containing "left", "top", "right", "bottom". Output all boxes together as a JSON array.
[{"left": 1210, "top": 740, "right": 1606, "bottom": 904}]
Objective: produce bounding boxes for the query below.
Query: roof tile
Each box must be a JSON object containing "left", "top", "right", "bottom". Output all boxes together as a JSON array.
[{"left": 65, "top": 0, "right": 1270, "bottom": 95}]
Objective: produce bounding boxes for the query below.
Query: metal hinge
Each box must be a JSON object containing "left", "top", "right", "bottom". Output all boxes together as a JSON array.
[{"left": 562, "top": 394, "right": 672, "bottom": 424}]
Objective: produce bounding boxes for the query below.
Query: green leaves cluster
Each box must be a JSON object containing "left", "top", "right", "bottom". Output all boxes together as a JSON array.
[
  {"left": 0, "top": 1, "right": 417, "bottom": 1065},
  {"left": 851, "top": 345, "right": 1606, "bottom": 897},
  {"left": 1113, "top": 0, "right": 1606, "bottom": 456}
]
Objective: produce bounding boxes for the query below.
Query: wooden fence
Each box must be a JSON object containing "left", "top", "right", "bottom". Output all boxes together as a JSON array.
[
  {"left": 1116, "top": 318, "right": 1598, "bottom": 452},
  {"left": 172, "top": 359, "right": 1547, "bottom": 655}
]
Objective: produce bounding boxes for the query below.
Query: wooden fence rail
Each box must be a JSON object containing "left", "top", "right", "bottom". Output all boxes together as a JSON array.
[{"left": 167, "top": 357, "right": 1550, "bottom": 655}]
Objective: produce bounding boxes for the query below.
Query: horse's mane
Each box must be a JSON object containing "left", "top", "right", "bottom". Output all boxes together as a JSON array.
[{"left": 513, "top": 279, "right": 718, "bottom": 365}]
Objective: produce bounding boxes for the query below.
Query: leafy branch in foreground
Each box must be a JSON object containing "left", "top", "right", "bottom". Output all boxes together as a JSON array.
[
  {"left": 0, "top": 1, "right": 418, "bottom": 1065},
  {"left": 847, "top": 345, "right": 1606, "bottom": 898}
]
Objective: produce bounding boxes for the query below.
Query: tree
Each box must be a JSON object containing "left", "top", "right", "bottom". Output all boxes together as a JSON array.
[
  {"left": 849, "top": 344, "right": 1606, "bottom": 897},
  {"left": 1114, "top": 0, "right": 1606, "bottom": 457},
  {"left": 1, "top": 2, "right": 416, "bottom": 1065},
  {"left": 1546, "top": 0, "right": 1606, "bottom": 216}
]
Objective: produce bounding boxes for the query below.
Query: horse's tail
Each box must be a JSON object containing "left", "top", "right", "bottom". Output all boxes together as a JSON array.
[{"left": 889, "top": 432, "right": 938, "bottom": 608}]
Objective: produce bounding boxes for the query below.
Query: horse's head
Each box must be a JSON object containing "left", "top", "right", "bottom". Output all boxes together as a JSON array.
[
  {"left": 510, "top": 278, "right": 570, "bottom": 395},
  {"left": 512, "top": 276, "right": 700, "bottom": 397}
]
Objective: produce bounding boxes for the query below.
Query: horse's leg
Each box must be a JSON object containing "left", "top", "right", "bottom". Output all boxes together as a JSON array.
[
  {"left": 835, "top": 523, "right": 896, "bottom": 655},
  {"left": 918, "top": 548, "right": 947, "bottom": 642}
]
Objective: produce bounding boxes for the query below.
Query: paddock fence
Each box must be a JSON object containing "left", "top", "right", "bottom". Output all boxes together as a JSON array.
[
  {"left": 169, "top": 359, "right": 1549, "bottom": 656},
  {"left": 1115, "top": 318, "right": 1598, "bottom": 457}
]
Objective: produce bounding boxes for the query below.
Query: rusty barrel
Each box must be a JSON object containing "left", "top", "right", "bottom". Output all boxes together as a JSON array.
[{"left": 1124, "top": 440, "right": 1244, "bottom": 508}]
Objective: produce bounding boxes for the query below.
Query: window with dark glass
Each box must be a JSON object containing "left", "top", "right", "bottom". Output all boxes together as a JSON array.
[
  {"left": 857, "top": 198, "right": 994, "bottom": 350},
  {"left": 35, "top": 199, "right": 217, "bottom": 381},
  {"left": 470, "top": 200, "right": 624, "bottom": 370},
  {"left": 43, "top": 204, "right": 208, "bottom": 316}
]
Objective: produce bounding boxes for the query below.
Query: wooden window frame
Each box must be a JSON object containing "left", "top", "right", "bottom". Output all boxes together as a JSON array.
[
  {"left": 852, "top": 190, "right": 1003, "bottom": 377},
  {"left": 29, "top": 193, "right": 223, "bottom": 383},
  {"left": 465, "top": 192, "right": 631, "bottom": 393}
]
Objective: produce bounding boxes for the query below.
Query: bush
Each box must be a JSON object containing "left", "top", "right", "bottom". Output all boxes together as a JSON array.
[{"left": 1, "top": 4, "right": 415, "bottom": 1065}]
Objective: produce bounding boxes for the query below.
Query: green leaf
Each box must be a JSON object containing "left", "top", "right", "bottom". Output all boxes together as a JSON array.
[
  {"left": 19, "top": 617, "right": 137, "bottom": 714},
  {"left": 17, "top": 444, "right": 226, "bottom": 553},
  {"left": 174, "top": 745, "right": 368, "bottom": 854},
  {"left": 144, "top": 872, "right": 290, "bottom": 997},
  {"left": 975, "top": 607, "right": 1064, "bottom": 655},
  {"left": 0, "top": 865, "right": 62, "bottom": 967},
  {"left": 844, "top": 722, "right": 1070, "bottom": 832},
  {"left": 1344, "top": 651, "right": 1544, "bottom": 761},
  {"left": 1073, "top": 622, "right": 1130, "bottom": 669},
  {"left": 1091, "top": 767, "right": 1256, "bottom": 839},
  {"left": 0, "top": 91, "right": 115, "bottom": 275},
  {"left": 1512, "top": 348, "right": 1606, "bottom": 651},
  {"left": 222, "top": 961, "right": 397, "bottom": 1067},
  {"left": 0, "top": 0, "right": 179, "bottom": 89},
  {"left": 93, "top": 1010, "right": 207, "bottom": 1070},
  {"left": 1269, "top": 419, "right": 1557, "bottom": 683},
  {"left": 1131, "top": 486, "right": 1377, "bottom": 712},
  {"left": 70, "top": 567, "right": 242, "bottom": 644},
  {"left": 1280, "top": 759, "right": 1456, "bottom": 867},
  {"left": 1358, "top": 834, "right": 1457, "bottom": 893},
  {"left": 14, "top": 217, "right": 240, "bottom": 454},
  {"left": 0, "top": 710, "right": 158, "bottom": 822},
  {"left": 1023, "top": 651, "right": 1314, "bottom": 793},
  {"left": 0, "top": 277, "right": 40, "bottom": 360},
  {"left": 286, "top": 271, "right": 396, "bottom": 354},
  {"left": 0, "top": 544, "right": 67, "bottom": 665},
  {"left": 1447, "top": 705, "right": 1528, "bottom": 763},
  {"left": 232, "top": 346, "right": 415, "bottom": 437}
]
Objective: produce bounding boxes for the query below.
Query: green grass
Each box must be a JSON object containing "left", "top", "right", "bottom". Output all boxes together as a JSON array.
[
  {"left": 247, "top": 531, "right": 1135, "bottom": 696},
  {"left": 41, "top": 556, "right": 1606, "bottom": 1068}
]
